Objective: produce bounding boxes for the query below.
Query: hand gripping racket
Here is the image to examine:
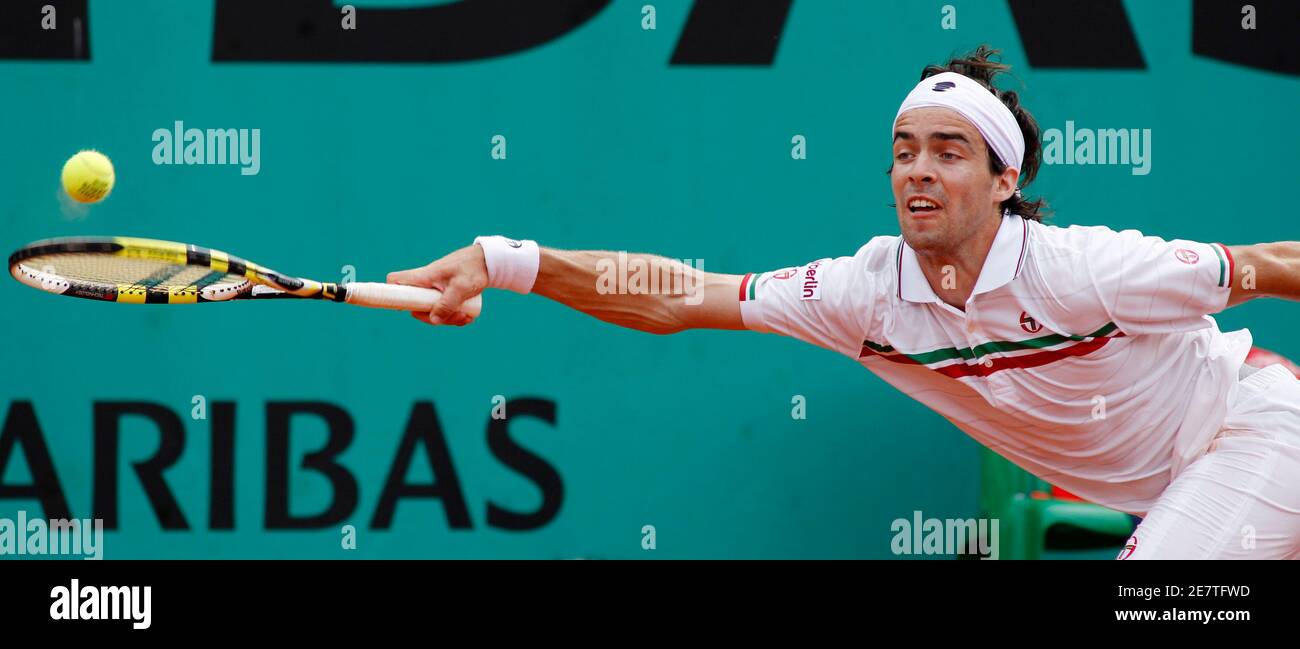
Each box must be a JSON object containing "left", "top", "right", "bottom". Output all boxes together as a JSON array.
[{"left": 7, "top": 236, "right": 480, "bottom": 315}]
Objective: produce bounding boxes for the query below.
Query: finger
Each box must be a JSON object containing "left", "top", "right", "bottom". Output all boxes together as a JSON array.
[
  {"left": 387, "top": 259, "right": 451, "bottom": 288},
  {"left": 409, "top": 306, "right": 474, "bottom": 327},
  {"left": 429, "top": 282, "right": 472, "bottom": 322},
  {"left": 386, "top": 266, "right": 430, "bottom": 286},
  {"left": 444, "top": 311, "right": 473, "bottom": 327},
  {"left": 409, "top": 310, "right": 442, "bottom": 327}
]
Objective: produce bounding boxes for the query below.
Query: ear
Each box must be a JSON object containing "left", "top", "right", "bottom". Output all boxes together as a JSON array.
[{"left": 991, "top": 166, "right": 1020, "bottom": 204}]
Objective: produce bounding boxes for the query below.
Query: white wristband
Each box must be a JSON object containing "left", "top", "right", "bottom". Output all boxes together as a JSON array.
[{"left": 473, "top": 236, "right": 540, "bottom": 294}]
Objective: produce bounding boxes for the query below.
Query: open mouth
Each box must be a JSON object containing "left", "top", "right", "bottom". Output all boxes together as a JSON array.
[{"left": 907, "top": 196, "right": 943, "bottom": 214}]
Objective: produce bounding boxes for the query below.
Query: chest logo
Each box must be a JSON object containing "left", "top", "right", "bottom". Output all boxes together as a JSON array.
[{"left": 1019, "top": 311, "right": 1043, "bottom": 334}]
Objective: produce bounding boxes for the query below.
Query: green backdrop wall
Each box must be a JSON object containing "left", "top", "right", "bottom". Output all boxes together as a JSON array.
[{"left": 1, "top": 0, "right": 1296, "bottom": 558}]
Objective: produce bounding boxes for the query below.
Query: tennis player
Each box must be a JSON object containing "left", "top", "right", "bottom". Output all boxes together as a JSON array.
[{"left": 389, "top": 46, "right": 1300, "bottom": 559}]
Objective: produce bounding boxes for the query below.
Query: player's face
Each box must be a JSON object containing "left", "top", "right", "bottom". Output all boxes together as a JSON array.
[{"left": 891, "top": 108, "right": 1010, "bottom": 254}]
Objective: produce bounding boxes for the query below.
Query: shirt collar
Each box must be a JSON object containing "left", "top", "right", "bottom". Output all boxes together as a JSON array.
[{"left": 897, "top": 214, "right": 1029, "bottom": 304}]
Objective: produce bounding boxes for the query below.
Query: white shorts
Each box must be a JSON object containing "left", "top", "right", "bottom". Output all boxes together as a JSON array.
[{"left": 1121, "top": 363, "right": 1300, "bottom": 559}]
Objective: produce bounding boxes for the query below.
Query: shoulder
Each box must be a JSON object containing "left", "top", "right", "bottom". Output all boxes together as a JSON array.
[
  {"left": 1025, "top": 220, "right": 1155, "bottom": 269},
  {"left": 838, "top": 235, "right": 904, "bottom": 304},
  {"left": 850, "top": 234, "right": 904, "bottom": 272},
  {"left": 1028, "top": 220, "right": 1134, "bottom": 251}
]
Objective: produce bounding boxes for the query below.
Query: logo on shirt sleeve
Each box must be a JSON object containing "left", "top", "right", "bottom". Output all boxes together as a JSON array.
[
  {"left": 1174, "top": 248, "right": 1200, "bottom": 265},
  {"left": 1116, "top": 535, "right": 1138, "bottom": 560},
  {"left": 800, "top": 261, "right": 823, "bottom": 300}
]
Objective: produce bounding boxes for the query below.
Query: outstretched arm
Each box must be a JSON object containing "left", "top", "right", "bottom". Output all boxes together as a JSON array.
[
  {"left": 387, "top": 244, "right": 744, "bottom": 333},
  {"left": 532, "top": 249, "right": 743, "bottom": 333},
  {"left": 1226, "top": 242, "right": 1300, "bottom": 307}
]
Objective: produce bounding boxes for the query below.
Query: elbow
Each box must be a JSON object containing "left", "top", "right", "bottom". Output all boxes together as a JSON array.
[
  {"left": 641, "top": 322, "right": 687, "bottom": 336},
  {"left": 639, "top": 309, "right": 688, "bottom": 335},
  {"left": 593, "top": 297, "right": 689, "bottom": 335},
  {"left": 639, "top": 299, "right": 690, "bottom": 335}
]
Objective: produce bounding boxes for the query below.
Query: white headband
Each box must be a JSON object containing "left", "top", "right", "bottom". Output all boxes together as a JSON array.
[{"left": 893, "top": 71, "right": 1024, "bottom": 172}]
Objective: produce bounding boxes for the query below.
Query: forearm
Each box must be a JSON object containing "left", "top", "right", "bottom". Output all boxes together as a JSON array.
[
  {"left": 1227, "top": 242, "right": 1300, "bottom": 306},
  {"left": 532, "top": 248, "right": 743, "bottom": 334}
]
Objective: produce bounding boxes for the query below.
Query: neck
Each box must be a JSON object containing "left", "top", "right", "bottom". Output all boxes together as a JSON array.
[{"left": 914, "top": 213, "right": 1003, "bottom": 310}]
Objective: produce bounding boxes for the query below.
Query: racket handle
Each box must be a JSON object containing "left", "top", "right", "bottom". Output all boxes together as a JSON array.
[{"left": 343, "top": 282, "right": 483, "bottom": 317}]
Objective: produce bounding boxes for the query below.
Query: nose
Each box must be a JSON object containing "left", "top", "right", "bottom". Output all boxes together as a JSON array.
[{"left": 907, "top": 151, "right": 938, "bottom": 186}]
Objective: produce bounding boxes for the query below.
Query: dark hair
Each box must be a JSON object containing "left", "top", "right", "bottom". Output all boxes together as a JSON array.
[{"left": 901, "top": 45, "right": 1050, "bottom": 222}]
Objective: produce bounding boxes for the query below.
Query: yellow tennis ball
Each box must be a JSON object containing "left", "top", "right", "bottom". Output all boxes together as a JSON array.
[{"left": 62, "top": 150, "right": 115, "bottom": 203}]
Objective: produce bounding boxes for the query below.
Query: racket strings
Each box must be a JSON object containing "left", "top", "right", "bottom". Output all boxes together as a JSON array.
[{"left": 19, "top": 253, "right": 247, "bottom": 293}]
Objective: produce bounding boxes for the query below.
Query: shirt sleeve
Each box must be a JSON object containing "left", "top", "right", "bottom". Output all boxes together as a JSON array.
[
  {"left": 1079, "top": 227, "right": 1234, "bottom": 335},
  {"left": 739, "top": 244, "right": 878, "bottom": 358}
]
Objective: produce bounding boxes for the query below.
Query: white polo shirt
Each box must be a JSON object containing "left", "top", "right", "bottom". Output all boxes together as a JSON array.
[{"left": 739, "top": 214, "right": 1253, "bottom": 515}]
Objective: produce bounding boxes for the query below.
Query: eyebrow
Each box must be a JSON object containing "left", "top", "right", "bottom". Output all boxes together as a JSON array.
[
  {"left": 893, "top": 130, "right": 972, "bottom": 145},
  {"left": 932, "top": 131, "right": 971, "bottom": 144}
]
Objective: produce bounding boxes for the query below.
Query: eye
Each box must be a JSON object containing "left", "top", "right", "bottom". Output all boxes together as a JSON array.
[
  {"left": 896, "top": 151, "right": 914, "bottom": 161},
  {"left": 940, "top": 151, "right": 959, "bottom": 160}
]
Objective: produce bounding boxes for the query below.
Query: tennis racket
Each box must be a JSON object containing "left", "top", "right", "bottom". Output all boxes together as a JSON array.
[{"left": 8, "top": 236, "right": 481, "bottom": 315}]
